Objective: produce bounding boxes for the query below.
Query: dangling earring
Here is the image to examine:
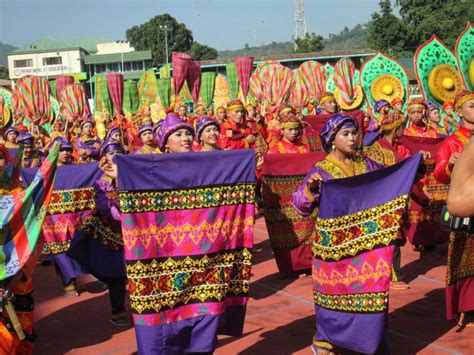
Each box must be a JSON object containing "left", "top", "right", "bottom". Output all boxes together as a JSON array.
[
  {"left": 331, "top": 143, "right": 336, "bottom": 151},
  {"left": 165, "top": 146, "right": 169, "bottom": 153}
]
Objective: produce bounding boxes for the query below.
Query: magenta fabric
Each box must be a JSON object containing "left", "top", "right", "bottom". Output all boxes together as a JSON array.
[
  {"left": 106, "top": 73, "right": 124, "bottom": 118},
  {"left": 172, "top": 52, "right": 191, "bottom": 96},
  {"left": 234, "top": 56, "right": 254, "bottom": 99},
  {"left": 186, "top": 61, "right": 202, "bottom": 105}
]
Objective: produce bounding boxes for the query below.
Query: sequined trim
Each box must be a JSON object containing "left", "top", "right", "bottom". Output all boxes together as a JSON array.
[
  {"left": 313, "top": 195, "right": 408, "bottom": 261},
  {"left": 126, "top": 248, "right": 252, "bottom": 314},
  {"left": 119, "top": 184, "right": 255, "bottom": 213},
  {"left": 48, "top": 187, "right": 95, "bottom": 215},
  {"left": 314, "top": 291, "right": 388, "bottom": 313}
]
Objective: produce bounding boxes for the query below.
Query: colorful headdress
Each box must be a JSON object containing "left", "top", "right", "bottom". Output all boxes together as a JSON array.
[
  {"left": 279, "top": 106, "right": 294, "bottom": 116},
  {"left": 360, "top": 53, "right": 409, "bottom": 114},
  {"left": 390, "top": 97, "right": 403, "bottom": 107},
  {"left": 226, "top": 100, "right": 245, "bottom": 112},
  {"left": 100, "top": 140, "right": 125, "bottom": 157},
  {"left": 381, "top": 111, "right": 405, "bottom": 131},
  {"left": 156, "top": 113, "right": 194, "bottom": 151},
  {"left": 320, "top": 113, "right": 359, "bottom": 153},
  {"left": 442, "top": 101, "right": 455, "bottom": 111},
  {"left": 195, "top": 104, "right": 206, "bottom": 113},
  {"left": 455, "top": 90, "right": 474, "bottom": 110},
  {"left": 215, "top": 106, "right": 226, "bottom": 113},
  {"left": 279, "top": 113, "right": 302, "bottom": 129},
  {"left": 3, "top": 126, "right": 18, "bottom": 139},
  {"left": 53, "top": 136, "right": 72, "bottom": 150},
  {"left": 138, "top": 124, "right": 153, "bottom": 137},
  {"left": 80, "top": 119, "right": 94, "bottom": 129},
  {"left": 424, "top": 100, "right": 439, "bottom": 112},
  {"left": 17, "top": 131, "right": 34, "bottom": 146},
  {"left": 195, "top": 116, "right": 220, "bottom": 139},
  {"left": 318, "top": 92, "right": 335, "bottom": 106},
  {"left": 106, "top": 127, "right": 121, "bottom": 141},
  {"left": 407, "top": 98, "right": 426, "bottom": 111},
  {"left": 153, "top": 120, "right": 164, "bottom": 136},
  {"left": 374, "top": 99, "right": 390, "bottom": 113}
]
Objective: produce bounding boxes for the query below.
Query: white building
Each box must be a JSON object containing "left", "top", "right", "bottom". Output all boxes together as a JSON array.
[{"left": 7, "top": 37, "right": 110, "bottom": 80}]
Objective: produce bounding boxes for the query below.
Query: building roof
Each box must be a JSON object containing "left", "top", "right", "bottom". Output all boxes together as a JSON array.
[
  {"left": 84, "top": 50, "right": 152, "bottom": 65},
  {"left": 12, "top": 37, "right": 111, "bottom": 55},
  {"left": 198, "top": 48, "right": 377, "bottom": 67},
  {"left": 89, "top": 70, "right": 145, "bottom": 82}
]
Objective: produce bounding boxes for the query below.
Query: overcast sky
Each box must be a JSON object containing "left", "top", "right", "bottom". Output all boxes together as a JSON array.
[{"left": 0, "top": 0, "right": 382, "bottom": 50}]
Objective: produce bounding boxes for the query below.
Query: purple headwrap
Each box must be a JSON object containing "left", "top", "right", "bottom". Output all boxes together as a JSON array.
[
  {"left": 374, "top": 99, "right": 390, "bottom": 113},
  {"left": 17, "top": 131, "right": 34, "bottom": 146},
  {"left": 53, "top": 136, "right": 73, "bottom": 150},
  {"left": 424, "top": 100, "right": 438, "bottom": 112},
  {"left": 320, "top": 113, "right": 359, "bottom": 153},
  {"left": 153, "top": 120, "right": 163, "bottom": 136},
  {"left": 138, "top": 124, "right": 153, "bottom": 137},
  {"left": 80, "top": 119, "right": 94, "bottom": 129},
  {"left": 195, "top": 116, "right": 220, "bottom": 139},
  {"left": 100, "top": 139, "right": 125, "bottom": 157},
  {"left": 107, "top": 127, "right": 121, "bottom": 141},
  {"left": 156, "top": 113, "right": 194, "bottom": 151},
  {"left": 3, "top": 126, "right": 18, "bottom": 139}
]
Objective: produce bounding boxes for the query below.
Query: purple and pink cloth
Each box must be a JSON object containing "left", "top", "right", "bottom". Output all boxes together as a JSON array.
[{"left": 115, "top": 150, "right": 256, "bottom": 354}]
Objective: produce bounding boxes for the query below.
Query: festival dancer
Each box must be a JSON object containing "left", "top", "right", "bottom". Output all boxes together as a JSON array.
[
  {"left": 134, "top": 124, "right": 161, "bottom": 154},
  {"left": 391, "top": 97, "right": 405, "bottom": 115},
  {"left": 268, "top": 114, "right": 309, "bottom": 154},
  {"left": 433, "top": 90, "right": 474, "bottom": 327},
  {"left": 318, "top": 92, "right": 339, "bottom": 115},
  {"left": 292, "top": 113, "right": 386, "bottom": 353},
  {"left": 3, "top": 126, "right": 19, "bottom": 149},
  {"left": 75, "top": 120, "right": 101, "bottom": 163},
  {"left": 403, "top": 99, "right": 439, "bottom": 138},
  {"left": 441, "top": 101, "right": 460, "bottom": 134},
  {"left": 214, "top": 106, "right": 227, "bottom": 124},
  {"left": 195, "top": 116, "right": 221, "bottom": 152},
  {"left": 218, "top": 100, "right": 256, "bottom": 150},
  {"left": 157, "top": 114, "right": 194, "bottom": 153},
  {"left": 49, "top": 137, "right": 86, "bottom": 297},
  {"left": 18, "top": 132, "right": 41, "bottom": 168},
  {"left": 426, "top": 101, "right": 447, "bottom": 136},
  {"left": 68, "top": 140, "right": 130, "bottom": 327}
]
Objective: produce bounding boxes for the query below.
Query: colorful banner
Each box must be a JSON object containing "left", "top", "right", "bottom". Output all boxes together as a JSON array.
[
  {"left": 0, "top": 145, "right": 59, "bottom": 284},
  {"left": 399, "top": 136, "right": 450, "bottom": 247},
  {"left": 262, "top": 152, "right": 326, "bottom": 273},
  {"left": 21, "top": 162, "right": 102, "bottom": 255},
  {"left": 312, "top": 154, "right": 421, "bottom": 353},
  {"left": 115, "top": 150, "right": 256, "bottom": 354}
]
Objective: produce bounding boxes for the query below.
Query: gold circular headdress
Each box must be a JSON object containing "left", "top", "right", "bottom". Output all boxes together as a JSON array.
[
  {"left": 428, "top": 64, "right": 463, "bottom": 103},
  {"left": 333, "top": 84, "right": 364, "bottom": 110},
  {"left": 370, "top": 74, "right": 405, "bottom": 103}
]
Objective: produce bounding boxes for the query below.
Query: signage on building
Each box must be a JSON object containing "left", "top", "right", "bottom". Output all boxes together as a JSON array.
[{"left": 13, "top": 65, "right": 70, "bottom": 77}]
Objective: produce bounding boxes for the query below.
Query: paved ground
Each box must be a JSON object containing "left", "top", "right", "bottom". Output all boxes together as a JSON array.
[{"left": 32, "top": 216, "right": 474, "bottom": 354}]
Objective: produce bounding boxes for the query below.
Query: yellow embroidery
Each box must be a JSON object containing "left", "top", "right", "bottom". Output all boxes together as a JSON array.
[
  {"left": 316, "top": 155, "right": 367, "bottom": 179},
  {"left": 313, "top": 195, "right": 408, "bottom": 261},
  {"left": 122, "top": 216, "right": 254, "bottom": 250},
  {"left": 127, "top": 248, "right": 252, "bottom": 314},
  {"left": 313, "top": 258, "right": 391, "bottom": 287}
]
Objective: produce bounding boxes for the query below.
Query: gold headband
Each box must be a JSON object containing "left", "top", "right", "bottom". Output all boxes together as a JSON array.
[
  {"left": 319, "top": 95, "right": 335, "bottom": 106},
  {"left": 455, "top": 93, "right": 474, "bottom": 110},
  {"left": 281, "top": 122, "right": 301, "bottom": 129},
  {"left": 227, "top": 104, "right": 244, "bottom": 112},
  {"left": 382, "top": 119, "right": 404, "bottom": 131}
]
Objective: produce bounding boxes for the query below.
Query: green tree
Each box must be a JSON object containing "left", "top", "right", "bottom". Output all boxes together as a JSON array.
[
  {"left": 294, "top": 33, "right": 324, "bottom": 53},
  {"left": 367, "top": 0, "right": 409, "bottom": 56},
  {"left": 0, "top": 66, "right": 8, "bottom": 80},
  {"left": 396, "top": 0, "right": 474, "bottom": 51},
  {"left": 126, "top": 13, "right": 217, "bottom": 66},
  {"left": 188, "top": 42, "right": 218, "bottom": 61}
]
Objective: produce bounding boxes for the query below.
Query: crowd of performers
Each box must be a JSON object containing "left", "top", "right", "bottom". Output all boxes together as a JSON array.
[{"left": 0, "top": 87, "right": 473, "bottom": 353}]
